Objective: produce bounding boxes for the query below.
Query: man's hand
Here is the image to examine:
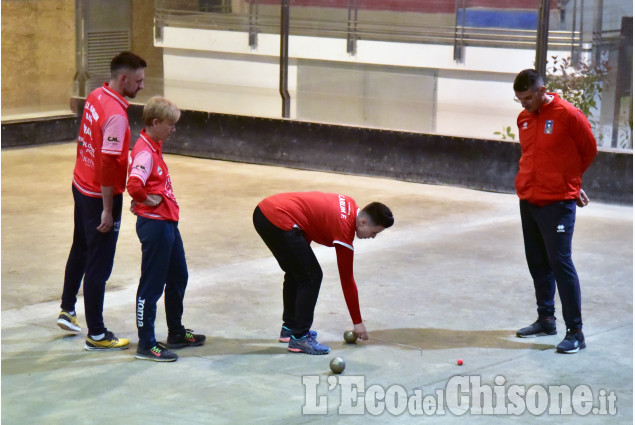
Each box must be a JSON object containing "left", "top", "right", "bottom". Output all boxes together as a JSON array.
[
  {"left": 99, "top": 185, "right": 115, "bottom": 232},
  {"left": 144, "top": 194, "right": 163, "bottom": 207},
  {"left": 97, "top": 210, "right": 114, "bottom": 233},
  {"left": 353, "top": 322, "right": 369, "bottom": 340},
  {"left": 576, "top": 189, "right": 589, "bottom": 207}
]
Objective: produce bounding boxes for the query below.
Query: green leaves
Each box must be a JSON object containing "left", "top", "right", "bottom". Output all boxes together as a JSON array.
[
  {"left": 545, "top": 55, "right": 610, "bottom": 118},
  {"left": 494, "top": 126, "right": 516, "bottom": 141}
]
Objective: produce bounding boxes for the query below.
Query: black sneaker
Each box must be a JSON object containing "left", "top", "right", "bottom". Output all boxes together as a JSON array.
[
  {"left": 135, "top": 343, "right": 178, "bottom": 362},
  {"left": 557, "top": 329, "right": 586, "bottom": 354},
  {"left": 166, "top": 329, "right": 206, "bottom": 349},
  {"left": 516, "top": 317, "right": 557, "bottom": 338}
]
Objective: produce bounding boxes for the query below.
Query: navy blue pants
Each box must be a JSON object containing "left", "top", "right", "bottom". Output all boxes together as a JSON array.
[
  {"left": 61, "top": 185, "right": 122, "bottom": 335},
  {"left": 253, "top": 207, "right": 322, "bottom": 338},
  {"left": 520, "top": 199, "right": 582, "bottom": 331},
  {"left": 136, "top": 217, "right": 188, "bottom": 349}
]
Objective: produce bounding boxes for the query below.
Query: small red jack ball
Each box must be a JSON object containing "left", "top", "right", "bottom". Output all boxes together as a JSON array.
[{"left": 457, "top": 359, "right": 463, "bottom": 366}]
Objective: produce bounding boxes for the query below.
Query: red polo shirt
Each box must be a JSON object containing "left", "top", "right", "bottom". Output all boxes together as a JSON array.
[
  {"left": 72, "top": 83, "right": 131, "bottom": 197},
  {"left": 127, "top": 130, "right": 180, "bottom": 222}
]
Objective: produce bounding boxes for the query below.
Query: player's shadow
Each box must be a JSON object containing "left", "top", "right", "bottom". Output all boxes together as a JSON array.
[
  {"left": 1, "top": 334, "right": 289, "bottom": 376},
  {"left": 2, "top": 328, "right": 553, "bottom": 376},
  {"left": 368, "top": 328, "right": 555, "bottom": 351},
  {"left": 176, "top": 328, "right": 554, "bottom": 357}
]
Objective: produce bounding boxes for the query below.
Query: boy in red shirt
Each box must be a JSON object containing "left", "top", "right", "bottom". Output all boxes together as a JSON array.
[
  {"left": 253, "top": 192, "right": 394, "bottom": 355},
  {"left": 127, "top": 96, "right": 205, "bottom": 362}
]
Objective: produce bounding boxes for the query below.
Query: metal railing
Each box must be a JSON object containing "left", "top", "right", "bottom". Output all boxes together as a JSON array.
[{"left": 154, "top": 6, "right": 581, "bottom": 50}]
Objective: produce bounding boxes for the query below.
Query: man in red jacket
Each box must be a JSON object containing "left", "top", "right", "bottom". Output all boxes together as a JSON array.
[
  {"left": 512, "top": 69, "right": 597, "bottom": 354},
  {"left": 253, "top": 192, "right": 394, "bottom": 355}
]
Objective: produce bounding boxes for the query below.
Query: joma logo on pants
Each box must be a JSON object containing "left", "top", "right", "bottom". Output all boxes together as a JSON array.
[{"left": 137, "top": 297, "right": 146, "bottom": 327}]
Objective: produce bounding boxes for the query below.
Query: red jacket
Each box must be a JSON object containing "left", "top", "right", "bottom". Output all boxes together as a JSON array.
[{"left": 515, "top": 93, "right": 597, "bottom": 206}]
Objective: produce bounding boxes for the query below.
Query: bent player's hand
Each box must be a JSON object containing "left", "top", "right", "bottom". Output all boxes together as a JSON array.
[
  {"left": 130, "top": 200, "right": 137, "bottom": 215},
  {"left": 97, "top": 211, "right": 114, "bottom": 233},
  {"left": 576, "top": 189, "right": 589, "bottom": 208},
  {"left": 353, "top": 322, "right": 369, "bottom": 340}
]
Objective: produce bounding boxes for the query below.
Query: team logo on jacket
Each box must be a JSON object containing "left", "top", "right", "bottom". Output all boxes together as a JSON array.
[
  {"left": 157, "top": 166, "right": 163, "bottom": 176},
  {"left": 544, "top": 120, "right": 554, "bottom": 134}
]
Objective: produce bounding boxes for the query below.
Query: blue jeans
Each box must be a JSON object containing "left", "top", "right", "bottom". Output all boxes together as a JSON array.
[
  {"left": 253, "top": 206, "right": 323, "bottom": 338},
  {"left": 135, "top": 217, "right": 188, "bottom": 349},
  {"left": 61, "top": 185, "right": 122, "bottom": 335},
  {"left": 520, "top": 199, "right": 582, "bottom": 331}
]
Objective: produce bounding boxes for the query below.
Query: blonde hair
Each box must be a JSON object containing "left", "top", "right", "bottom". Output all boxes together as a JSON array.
[{"left": 142, "top": 96, "right": 181, "bottom": 126}]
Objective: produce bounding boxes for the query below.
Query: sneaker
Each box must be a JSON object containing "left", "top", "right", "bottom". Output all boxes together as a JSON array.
[
  {"left": 57, "top": 310, "right": 81, "bottom": 333},
  {"left": 166, "top": 329, "right": 206, "bottom": 349},
  {"left": 84, "top": 331, "right": 130, "bottom": 351},
  {"left": 557, "top": 329, "right": 586, "bottom": 354},
  {"left": 136, "top": 343, "right": 178, "bottom": 362},
  {"left": 279, "top": 326, "right": 317, "bottom": 343},
  {"left": 516, "top": 317, "right": 557, "bottom": 338},
  {"left": 288, "top": 334, "right": 330, "bottom": 355}
]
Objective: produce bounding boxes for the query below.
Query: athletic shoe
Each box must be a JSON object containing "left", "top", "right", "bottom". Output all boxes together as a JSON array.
[
  {"left": 136, "top": 343, "right": 178, "bottom": 362},
  {"left": 516, "top": 317, "right": 557, "bottom": 338},
  {"left": 84, "top": 331, "right": 130, "bottom": 351},
  {"left": 279, "top": 326, "right": 317, "bottom": 343},
  {"left": 288, "top": 334, "right": 330, "bottom": 355},
  {"left": 166, "top": 329, "right": 206, "bottom": 349},
  {"left": 57, "top": 310, "right": 81, "bottom": 333},
  {"left": 556, "top": 329, "right": 586, "bottom": 354}
]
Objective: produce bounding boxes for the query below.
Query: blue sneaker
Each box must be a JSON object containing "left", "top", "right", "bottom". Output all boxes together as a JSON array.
[
  {"left": 279, "top": 326, "right": 317, "bottom": 343},
  {"left": 556, "top": 329, "right": 586, "bottom": 354},
  {"left": 288, "top": 334, "right": 330, "bottom": 355}
]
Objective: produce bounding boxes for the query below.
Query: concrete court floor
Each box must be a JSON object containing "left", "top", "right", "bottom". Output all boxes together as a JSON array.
[{"left": 1, "top": 142, "right": 632, "bottom": 424}]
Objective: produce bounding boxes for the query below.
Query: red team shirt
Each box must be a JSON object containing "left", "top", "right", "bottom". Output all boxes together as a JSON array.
[
  {"left": 258, "top": 192, "right": 363, "bottom": 324},
  {"left": 127, "top": 130, "right": 180, "bottom": 222},
  {"left": 73, "top": 83, "right": 131, "bottom": 197}
]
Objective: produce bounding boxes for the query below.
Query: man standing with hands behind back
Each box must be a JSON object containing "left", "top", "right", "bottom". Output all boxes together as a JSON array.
[
  {"left": 57, "top": 51, "right": 146, "bottom": 351},
  {"left": 512, "top": 69, "right": 597, "bottom": 354}
]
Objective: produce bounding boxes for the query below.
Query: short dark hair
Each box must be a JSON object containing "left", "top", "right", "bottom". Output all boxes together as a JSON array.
[
  {"left": 513, "top": 69, "right": 544, "bottom": 92},
  {"left": 110, "top": 51, "right": 147, "bottom": 78},
  {"left": 362, "top": 202, "right": 394, "bottom": 228}
]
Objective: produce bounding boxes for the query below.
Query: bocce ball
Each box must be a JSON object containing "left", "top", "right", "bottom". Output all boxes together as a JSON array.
[
  {"left": 330, "top": 357, "right": 346, "bottom": 374},
  {"left": 343, "top": 330, "right": 358, "bottom": 344}
]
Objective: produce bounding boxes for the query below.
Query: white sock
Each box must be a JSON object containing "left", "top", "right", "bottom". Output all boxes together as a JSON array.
[{"left": 91, "top": 333, "right": 105, "bottom": 340}]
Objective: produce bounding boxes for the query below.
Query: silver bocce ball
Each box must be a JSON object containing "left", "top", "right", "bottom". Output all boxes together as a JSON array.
[{"left": 330, "top": 357, "right": 346, "bottom": 374}]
